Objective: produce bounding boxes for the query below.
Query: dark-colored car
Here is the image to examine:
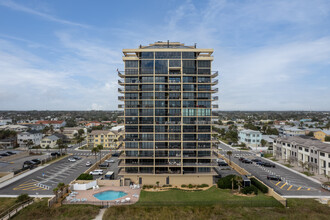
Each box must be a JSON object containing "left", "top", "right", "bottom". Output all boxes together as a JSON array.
[
  {"left": 23, "top": 160, "right": 36, "bottom": 165},
  {"left": 22, "top": 163, "right": 36, "bottom": 170},
  {"left": 112, "top": 153, "right": 119, "bottom": 157},
  {"left": 263, "top": 162, "right": 276, "bottom": 168},
  {"left": 31, "top": 159, "right": 41, "bottom": 165},
  {"left": 239, "top": 157, "right": 245, "bottom": 161},
  {"left": 0, "top": 153, "right": 11, "bottom": 157},
  {"left": 256, "top": 161, "right": 265, "bottom": 166},
  {"left": 252, "top": 159, "right": 262, "bottom": 163},
  {"left": 73, "top": 156, "right": 82, "bottom": 160},
  {"left": 242, "top": 159, "right": 253, "bottom": 164},
  {"left": 6, "top": 151, "right": 16, "bottom": 155},
  {"left": 218, "top": 161, "right": 228, "bottom": 166},
  {"left": 50, "top": 152, "right": 61, "bottom": 157},
  {"left": 267, "top": 175, "right": 281, "bottom": 181}
]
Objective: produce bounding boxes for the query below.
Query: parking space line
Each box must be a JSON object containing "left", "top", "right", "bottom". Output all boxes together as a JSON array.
[
  {"left": 287, "top": 185, "right": 293, "bottom": 191},
  {"left": 307, "top": 188, "right": 311, "bottom": 191},
  {"left": 275, "top": 181, "right": 281, "bottom": 186},
  {"left": 297, "top": 186, "right": 302, "bottom": 191},
  {"left": 280, "top": 183, "right": 287, "bottom": 189}
]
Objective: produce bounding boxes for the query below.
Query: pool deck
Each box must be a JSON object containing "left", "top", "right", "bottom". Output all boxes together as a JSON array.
[{"left": 69, "top": 186, "right": 141, "bottom": 205}]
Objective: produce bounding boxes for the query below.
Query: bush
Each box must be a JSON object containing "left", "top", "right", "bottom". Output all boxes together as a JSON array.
[
  {"left": 250, "top": 178, "right": 268, "bottom": 193},
  {"left": 241, "top": 185, "right": 258, "bottom": 195},
  {"left": 217, "top": 175, "right": 239, "bottom": 189},
  {"left": 181, "top": 184, "right": 187, "bottom": 188},
  {"left": 188, "top": 184, "right": 193, "bottom": 188},
  {"left": 163, "top": 184, "right": 172, "bottom": 187},
  {"left": 76, "top": 173, "right": 93, "bottom": 180},
  {"left": 196, "top": 184, "right": 209, "bottom": 188},
  {"left": 16, "top": 194, "right": 30, "bottom": 203},
  {"left": 142, "top": 185, "right": 153, "bottom": 189}
]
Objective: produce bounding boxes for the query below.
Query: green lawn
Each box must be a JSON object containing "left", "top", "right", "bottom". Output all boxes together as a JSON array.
[
  {"left": 136, "top": 186, "right": 280, "bottom": 207},
  {"left": 103, "top": 198, "right": 330, "bottom": 220},
  {"left": 12, "top": 198, "right": 100, "bottom": 220},
  {"left": 0, "top": 198, "right": 16, "bottom": 215}
]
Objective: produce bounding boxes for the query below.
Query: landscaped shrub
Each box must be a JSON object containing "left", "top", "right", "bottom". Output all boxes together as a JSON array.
[
  {"left": 163, "top": 184, "right": 172, "bottom": 187},
  {"left": 217, "top": 175, "right": 239, "bottom": 189},
  {"left": 181, "top": 184, "right": 187, "bottom": 188},
  {"left": 188, "top": 184, "right": 193, "bottom": 188},
  {"left": 250, "top": 178, "right": 268, "bottom": 193},
  {"left": 196, "top": 184, "right": 209, "bottom": 188},
  {"left": 241, "top": 185, "right": 258, "bottom": 195},
  {"left": 76, "top": 173, "right": 93, "bottom": 180},
  {"left": 16, "top": 194, "right": 30, "bottom": 203},
  {"left": 142, "top": 185, "right": 154, "bottom": 189}
]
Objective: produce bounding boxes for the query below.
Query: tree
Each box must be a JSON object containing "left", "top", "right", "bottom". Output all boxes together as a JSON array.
[
  {"left": 288, "top": 156, "right": 296, "bottom": 165},
  {"left": 325, "top": 136, "right": 330, "bottom": 142},
  {"left": 260, "top": 139, "right": 267, "bottom": 147},
  {"left": 235, "top": 176, "right": 243, "bottom": 192},
  {"left": 56, "top": 139, "right": 64, "bottom": 154},
  {"left": 60, "top": 127, "right": 64, "bottom": 133},
  {"left": 97, "top": 144, "right": 104, "bottom": 163},
  {"left": 78, "top": 129, "right": 85, "bottom": 137},
  {"left": 26, "top": 140, "right": 33, "bottom": 152},
  {"left": 91, "top": 147, "right": 99, "bottom": 163},
  {"left": 226, "top": 151, "right": 232, "bottom": 165},
  {"left": 306, "top": 131, "right": 314, "bottom": 137}
]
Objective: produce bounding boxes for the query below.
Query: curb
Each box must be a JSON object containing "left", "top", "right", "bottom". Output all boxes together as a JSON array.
[
  {"left": 0, "top": 194, "right": 53, "bottom": 198},
  {"left": 282, "top": 195, "right": 330, "bottom": 199},
  {"left": 218, "top": 141, "right": 236, "bottom": 150},
  {"left": 262, "top": 157, "right": 322, "bottom": 185}
]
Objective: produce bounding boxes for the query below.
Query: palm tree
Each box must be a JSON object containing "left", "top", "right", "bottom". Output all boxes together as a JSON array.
[
  {"left": 226, "top": 151, "right": 233, "bottom": 165},
  {"left": 26, "top": 140, "right": 34, "bottom": 153},
  {"left": 235, "top": 176, "right": 243, "bottom": 192},
  {"left": 97, "top": 144, "right": 103, "bottom": 163},
  {"left": 91, "top": 147, "right": 99, "bottom": 164},
  {"left": 56, "top": 139, "right": 63, "bottom": 154}
]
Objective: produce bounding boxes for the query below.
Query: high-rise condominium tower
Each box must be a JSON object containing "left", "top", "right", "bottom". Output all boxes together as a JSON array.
[{"left": 118, "top": 41, "right": 218, "bottom": 186}]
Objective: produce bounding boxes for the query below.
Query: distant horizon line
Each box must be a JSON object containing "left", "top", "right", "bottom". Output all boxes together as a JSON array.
[{"left": 0, "top": 109, "right": 330, "bottom": 112}]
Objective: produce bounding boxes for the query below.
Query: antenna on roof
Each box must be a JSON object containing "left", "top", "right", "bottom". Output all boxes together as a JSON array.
[
  {"left": 139, "top": 44, "right": 142, "bottom": 48},
  {"left": 167, "top": 40, "right": 169, "bottom": 48},
  {"left": 194, "top": 43, "right": 197, "bottom": 48}
]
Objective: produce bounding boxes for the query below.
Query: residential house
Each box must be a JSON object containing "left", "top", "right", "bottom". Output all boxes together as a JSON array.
[
  {"left": 0, "top": 125, "right": 28, "bottom": 132},
  {"left": 87, "top": 130, "right": 117, "bottom": 148},
  {"left": 282, "top": 127, "right": 305, "bottom": 136},
  {"left": 62, "top": 127, "right": 87, "bottom": 139},
  {"left": 273, "top": 136, "right": 330, "bottom": 175},
  {"left": 238, "top": 129, "right": 262, "bottom": 147},
  {"left": 0, "top": 137, "right": 17, "bottom": 149},
  {"left": 40, "top": 135, "right": 60, "bottom": 148},
  {"left": 0, "top": 119, "right": 12, "bottom": 126},
  {"left": 314, "top": 130, "right": 330, "bottom": 142},
  {"left": 35, "top": 120, "right": 66, "bottom": 129},
  {"left": 17, "top": 131, "right": 43, "bottom": 148}
]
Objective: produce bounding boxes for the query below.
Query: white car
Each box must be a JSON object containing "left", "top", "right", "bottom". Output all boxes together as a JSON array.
[
  {"left": 105, "top": 159, "right": 115, "bottom": 163},
  {"left": 89, "top": 169, "right": 103, "bottom": 175},
  {"left": 68, "top": 157, "right": 76, "bottom": 162},
  {"left": 86, "top": 161, "right": 92, "bottom": 167}
]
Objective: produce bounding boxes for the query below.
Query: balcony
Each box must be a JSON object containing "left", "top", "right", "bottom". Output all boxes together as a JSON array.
[
  {"left": 212, "top": 105, "right": 219, "bottom": 109},
  {"left": 212, "top": 96, "right": 218, "bottom": 101},
  {"left": 118, "top": 88, "right": 124, "bottom": 93},
  {"left": 118, "top": 71, "right": 125, "bottom": 78},
  {"left": 211, "top": 88, "right": 218, "bottom": 93},
  {"left": 118, "top": 80, "right": 124, "bottom": 86},
  {"left": 118, "top": 96, "right": 124, "bottom": 101},
  {"left": 211, "top": 80, "right": 218, "bottom": 85},
  {"left": 118, "top": 104, "right": 124, "bottom": 109},
  {"left": 211, "top": 71, "right": 218, "bottom": 78}
]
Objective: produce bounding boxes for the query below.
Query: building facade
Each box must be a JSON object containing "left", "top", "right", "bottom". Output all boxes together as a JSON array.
[
  {"left": 314, "top": 130, "right": 330, "bottom": 142},
  {"left": 17, "top": 131, "right": 43, "bottom": 148},
  {"left": 118, "top": 41, "right": 218, "bottom": 186},
  {"left": 273, "top": 136, "right": 330, "bottom": 175},
  {"left": 87, "top": 130, "right": 119, "bottom": 149},
  {"left": 238, "top": 129, "right": 262, "bottom": 147},
  {"left": 41, "top": 135, "right": 60, "bottom": 148}
]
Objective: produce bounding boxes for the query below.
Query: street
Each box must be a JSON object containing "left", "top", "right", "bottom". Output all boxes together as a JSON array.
[{"left": 217, "top": 142, "right": 330, "bottom": 197}]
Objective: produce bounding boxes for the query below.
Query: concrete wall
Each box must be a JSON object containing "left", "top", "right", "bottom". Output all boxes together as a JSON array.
[
  {"left": 0, "top": 172, "right": 14, "bottom": 183},
  {"left": 73, "top": 180, "right": 97, "bottom": 190},
  {"left": 122, "top": 174, "right": 213, "bottom": 186},
  {"left": 97, "top": 179, "right": 121, "bottom": 187}
]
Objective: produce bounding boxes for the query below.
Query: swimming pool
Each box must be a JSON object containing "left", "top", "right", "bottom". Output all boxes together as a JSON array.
[{"left": 93, "top": 190, "right": 127, "bottom": 201}]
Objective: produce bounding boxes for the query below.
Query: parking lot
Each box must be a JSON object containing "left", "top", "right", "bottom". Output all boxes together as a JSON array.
[
  {"left": 0, "top": 151, "right": 120, "bottom": 196},
  {"left": 217, "top": 143, "right": 330, "bottom": 197}
]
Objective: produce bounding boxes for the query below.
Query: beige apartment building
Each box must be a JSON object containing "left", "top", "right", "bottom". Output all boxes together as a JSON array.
[
  {"left": 87, "top": 130, "right": 118, "bottom": 149},
  {"left": 118, "top": 41, "right": 218, "bottom": 186}
]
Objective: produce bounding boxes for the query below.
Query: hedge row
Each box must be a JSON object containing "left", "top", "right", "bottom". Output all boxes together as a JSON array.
[
  {"left": 250, "top": 178, "right": 268, "bottom": 193},
  {"left": 217, "top": 175, "right": 239, "bottom": 189},
  {"left": 240, "top": 185, "right": 258, "bottom": 195},
  {"left": 76, "top": 173, "right": 93, "bottom": 180}
]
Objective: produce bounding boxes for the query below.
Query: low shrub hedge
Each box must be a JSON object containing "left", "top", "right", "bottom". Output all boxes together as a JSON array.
[
  {"left": 241, "top": 185, "right": 258, "bottom": 195},
  {"left": 76, "top": 173, "right": 93, "bottom": 180},
  {"left": 250, "top": 178, "right": 268, "bottom": 193},
  {"left": 142, "top": 185, "right": 154, "bottom": 189}
]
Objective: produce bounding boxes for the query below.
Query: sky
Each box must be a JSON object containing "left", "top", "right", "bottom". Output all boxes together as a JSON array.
[{"left": 0, "top": 0, "right": 330, "bottom": 111}]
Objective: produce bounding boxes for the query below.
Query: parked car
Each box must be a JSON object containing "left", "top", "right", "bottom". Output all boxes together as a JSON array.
[
  {"left": 31, "top": 159, "right": 41, "bottom": 165},
  {"left": 105, "top": 159, "right": 115, "bottom": 163},
  {"left": 218, "top": 161, "right": 228, "bottom": 166},
  {"left": 256, "top": 161, "right": 265, "bottom": 166},
  {"left": 267, "top": 175, "right": 281, "bottom": 181},
  {"left": 22, "top": 163, "right": 35, "bottom": 170},
  {"left": 263, "top": 162, "right": 276, "bottom": 168},
  {"left": 23, "top": 160, "right": 37, "bottom": 165},
  {"left": 239, "top": 157, "right": 245, "bottom": 161},
  {"left": 6, "top": 151, "right": 16, "bottom": 155},
  {"left": 73, "top": 156, "right": 82, "bottom": 160},
  {"left": 99, "top": 162, "right": 109, "bottom": 168},
  {"left": 89, "top": 169, "right": 103, "bottom": 175},
  {"left": 112, "top": 153, "right": 119, "bottom": 157},
  {"left": 68, "top": 157, "right": 76, "bottom": 162},
  {"left": 86, "top": 161, "right": 92, "bottom": 167},
  {"left": 242, "top": 159, "right": 253, "bottom": 164},
  {"left": 50, "top": 152, "right": 61, "bottom": 157},
  {"left": 234, "top": 155, "right": 240, "bottom": 158},
  {"left": 252, "top": 159, "right": 262, "bottom": 163},
  {"left": 0, "top": 153, "right": 11, "bottom": 157},
  {"left": 67, "top": 145, "right": 73, "bottom": 148}
]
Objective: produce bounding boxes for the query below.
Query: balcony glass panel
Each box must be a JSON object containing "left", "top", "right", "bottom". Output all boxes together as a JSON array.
[
  {"left": 125, "top": 142, "right": 138, "bottom": 149},
  {"left": 182, "top": 52, "right": 196, "bottom": 59},
  {"left": 198, "top": 77, "right": 211, "bottom": 83},
  {"left": 155, "top": 126, "right": 167, "bottom": 132},
  {"left": 183, "top": 101, "right": 195, "bottom": 108},
  {"left": 183, "top": 84, "right": 195, "bottom": 91},
  {"left": 140, "top": 142, "right": 154, "bottom": 149},
  {"left": 169, "top": 109, "right": 181, "bottom": 116},
  {"left": 169, "top": 77, "right": 180, "bottom": 83},
  {"left": 183, "top": 126, "right": 196, "bottom": 132},
  {"left": 198, "top": 134, "right": 211, "bottom": 141},
  {"left": 140, "top": 109, "right": 153, "bottom": 116},
  {"left": 141, "top": 93, "right": 154, "bottom": 99},
  {"left": 155, "top": 77, "right": 167, "bottom": 83},
  {"left": 183, "top": 60, "right": 196, "bottom": 74},
  {"left": 169, "top": 101, "right": 181, "bottom": 107},
  {"left": 155, "top": 60, "right": 168, "bottom": 74},
  {"left": 140, "top": 126, "right": 153, "bottom": 132},
  {"left": 125, "top": 60, "right": 138, "bottom": 68},
  {"left": 126, "top": 69, "right": 138, "bottom": 75},
  {"left": 125, "top": 77, "right": 138, "bottom": 83},
  {"left": 155, "top": 101, "right": 167, "bottom": 107},
  {"left": 197, "top": 60, "right": 211, "bottom": 68},
  {"left": 198, "top": 93, "right": 211, "bottom": 99},
  {"left": 141, "top": 77, "right": 153, "bottom": 83},
  {"left": 125, "top": 109, "right": 138, "bottom": 116},
  {"left": 183, "top": 109, "right": 196, "bottom": 116},
  {"left": 155, "top": 109, "right": 167, "bottom": 116},
  {"left": 169, "top": 85, "right": 180, "bottom": 91},
  {"left": 140, "top": 52, "right": 154, "bottom": 59},
  {"left": 126, "top": 126, "right": 138, "bottom": 132},
  {"left": 155, "top": 52, "right": 181, "bottom": 59},
  {"left": 155, "top": 84, "right": 166, "bottom": 91},
  {"left": 197, "top": 101, "right": 211, "bottom": 108},
  {"left": 198, "top": 85, "right": 211, "bottom": 91},
  {"left": 155, "top": 117, "right": 166, "bottom": 124},
  {"left": 169, "top": 93, "right": 180, "bottom": 99},
  {"left": 183, "top": 142, "right": 196, "bottom": 149},
  {"left": 197, "top": 109, "right": 211, "bottom": 116},
  {"left": 156, "top": 134, "right": 168, "bottom": 141},
  {"left": 169, "top": 60, "right": 181, "bottom": 67},
  {"left": 183, "top": 92, "right": 195, "bottom": 99},
  {"left": 198, "top": 69, "right": 210, "bottom": 75},
  {"left": 183, "top": 76, "right": 196, "bottom": 83},
  {"left": 140, "top": 60, "right": 154, "bottom": 74},
  {"left": 169, "top": 126, "right": 181, "bottom": 132},
  {"left": 140, "top": 118, "right": 153, "bottom": 124},
  {"left": 142, "top": 101, "right": 153, "bottom": 108},
  {"left": 141, "top": 85, "right": 153, "bottom": 91},
  {"left": 141, "top": 134, "right": 153, "bottom": 141},
  {"left": 155, "top": 92, "right": 166, "bottom": 99}
]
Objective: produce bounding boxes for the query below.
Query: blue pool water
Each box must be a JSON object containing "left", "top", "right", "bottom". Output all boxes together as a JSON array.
[{"left": 94, "top": 190, "right": 127, "bottom": 200}]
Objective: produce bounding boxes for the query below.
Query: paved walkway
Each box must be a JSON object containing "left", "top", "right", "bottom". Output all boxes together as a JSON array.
[{"left": 93, "top": 208, "right": 106, "bottom": 220}]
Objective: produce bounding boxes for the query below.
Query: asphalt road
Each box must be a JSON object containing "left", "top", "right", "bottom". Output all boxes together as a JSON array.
[
  {"left": 0, "top": 150, "right": 119, "bottom": 196},
  {"left": 217, "top": 143, "right": 330, "bottom": 197}
]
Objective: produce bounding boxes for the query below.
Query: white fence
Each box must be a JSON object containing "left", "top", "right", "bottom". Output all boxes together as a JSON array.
[{"left": 73, "top": 180, "right": 97, "bottom": 190}]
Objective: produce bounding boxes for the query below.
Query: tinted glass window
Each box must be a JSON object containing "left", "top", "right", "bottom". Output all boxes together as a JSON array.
[
  {"left": 141, "top": 52, "right": 154, "bottom": 59},
  {"left": 125, "top": 61, "right": 138, "bottom": 68},
  {"left": 155, "top": 60, "right": 168, "bottom": 74},
  {"left": 155, "top": 52, "right": 181, "bottom": 59},
  {"left": 182, "top": 52, "right": 195, "bottom": 59}
]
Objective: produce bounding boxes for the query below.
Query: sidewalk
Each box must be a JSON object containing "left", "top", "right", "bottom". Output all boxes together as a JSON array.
[{"left": 93, "top": 208, "right": 106, "bottom": 220}]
